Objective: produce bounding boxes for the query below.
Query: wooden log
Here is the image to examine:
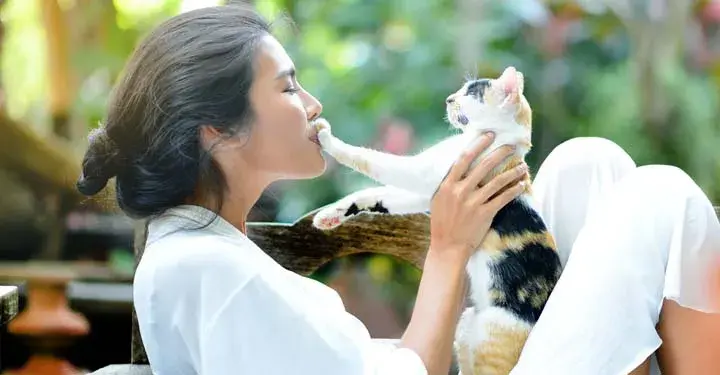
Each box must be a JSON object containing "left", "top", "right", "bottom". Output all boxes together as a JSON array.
[
  {"left": 247, "top": 211, "right": 430, "bottom": 276},
  {"left": 0, "top": 111, "right": 80, "bottom": 193}
]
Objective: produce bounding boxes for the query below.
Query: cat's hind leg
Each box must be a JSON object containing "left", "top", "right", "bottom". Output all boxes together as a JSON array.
[{"left": 312, "top": 186, "right": 430, "bottom": 230}]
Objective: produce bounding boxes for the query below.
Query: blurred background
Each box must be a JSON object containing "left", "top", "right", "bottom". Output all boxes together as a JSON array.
[{"left": 0, "top": 0, "right": 718, "bottom": 372}]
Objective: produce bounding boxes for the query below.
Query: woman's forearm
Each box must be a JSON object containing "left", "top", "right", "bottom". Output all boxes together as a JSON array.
[{"left": 399, "top": 247, "right": 468, "bottom": 375}]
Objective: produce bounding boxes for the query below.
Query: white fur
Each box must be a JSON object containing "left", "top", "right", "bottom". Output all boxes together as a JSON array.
[
  {"left": 466, "top": 251, "right": 494, "bottom": 312},
  {"left": 456, "top": 306, "right": 532, "bottom": 352}
]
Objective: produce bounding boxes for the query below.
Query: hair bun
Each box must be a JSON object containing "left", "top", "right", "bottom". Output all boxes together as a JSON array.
[{"left": 76, "top": 126, "right": 122, "bottom": 196}]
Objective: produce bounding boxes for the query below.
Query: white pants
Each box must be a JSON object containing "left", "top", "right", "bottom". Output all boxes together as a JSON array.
[{"left": 510, "top": 137, "right": 720, "bottom": 375}]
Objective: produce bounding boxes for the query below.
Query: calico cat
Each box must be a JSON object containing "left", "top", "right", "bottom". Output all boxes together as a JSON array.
[{"left": 310, "top": 67, "right": 562, "bottom": 374}]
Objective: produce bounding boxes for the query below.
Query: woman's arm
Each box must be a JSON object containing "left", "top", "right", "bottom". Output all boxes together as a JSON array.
[
  {"left": 400, "top": 248, "right": 468, "bottom": 374},
  {"left": 398, "top": 132, "right": 526, "bottom": 375}
]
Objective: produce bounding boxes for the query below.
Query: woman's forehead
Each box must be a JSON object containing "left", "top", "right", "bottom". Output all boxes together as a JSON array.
[{"left": 255, "top": 35, "right": 295, "bottom": 79}]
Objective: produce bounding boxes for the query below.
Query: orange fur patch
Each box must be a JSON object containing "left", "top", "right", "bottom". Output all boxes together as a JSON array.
[
  {"left": 483, "top": 156, "right": 533, "bottom": 196},
  {"left": 515, "top": 96, "right": 532, "bottom": 129},
  {"left": 465, "top": 323, "right": 531, "bottom": 375},
  {"left": 481, "top": 229, "right": 556, "bottom": 256}
]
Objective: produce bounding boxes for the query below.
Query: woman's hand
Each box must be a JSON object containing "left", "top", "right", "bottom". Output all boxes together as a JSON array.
[{"left": 429, "top": 132, "right": 527, "bottom": 261}]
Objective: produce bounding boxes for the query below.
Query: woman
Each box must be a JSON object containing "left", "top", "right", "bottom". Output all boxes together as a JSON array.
[
  {"left": 76, "top": 4, "right": 720, "bottom": 375},
  {"left": 76, "top": 5, "right": 523, "bottom": 375}
]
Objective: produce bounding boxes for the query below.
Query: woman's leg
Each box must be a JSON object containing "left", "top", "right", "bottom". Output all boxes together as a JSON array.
[
  {"left": 512, "top": 139, "right": 720, "bottom": 374},
  {"left": 655, "top": 299, "right": 720, "bottom": 374},
  {"left": 531, "top": 137, "right": 637, "bottom": 266}
]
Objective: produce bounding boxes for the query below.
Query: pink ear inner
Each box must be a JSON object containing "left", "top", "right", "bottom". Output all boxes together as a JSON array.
[{"left": 498, "top": 67, "right": 518, "bottom": 95}]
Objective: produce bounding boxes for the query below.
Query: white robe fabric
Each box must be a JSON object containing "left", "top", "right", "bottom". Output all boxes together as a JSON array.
[
  {"left": 134, "top": 205, "right": 427, "bottom": 375},
  {"left": 511, "top": 137, "right": 720, "bottom": 375}
]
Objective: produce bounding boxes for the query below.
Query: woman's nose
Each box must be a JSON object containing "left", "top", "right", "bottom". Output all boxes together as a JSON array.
[{"left": 303, "top": 91, "right": 323, "bottom": 121}]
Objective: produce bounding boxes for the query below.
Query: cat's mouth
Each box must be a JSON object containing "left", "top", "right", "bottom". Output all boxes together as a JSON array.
[
  {"left": 457, "top": 113, "right": 469, "bottom": 125},
  {"left": 448, "top": 103, "right": 469, "bottom": 128}
]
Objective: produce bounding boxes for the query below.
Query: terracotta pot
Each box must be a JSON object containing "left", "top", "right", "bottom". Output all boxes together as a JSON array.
[{"left": 8, "top": 274, "right": 89, "bottom": 375}]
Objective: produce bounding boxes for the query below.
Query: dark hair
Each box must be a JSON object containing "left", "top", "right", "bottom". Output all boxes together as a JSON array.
[{"left": 76, "top": 4, "right": 271, "bottom": 219}]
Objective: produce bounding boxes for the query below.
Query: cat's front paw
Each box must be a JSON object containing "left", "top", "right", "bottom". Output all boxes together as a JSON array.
[
  {"left": 313, "top": 118, "right": 333, "bottom": 148},
  {"left": 312, "top": 204, "right": 350, "bottom": 230}
]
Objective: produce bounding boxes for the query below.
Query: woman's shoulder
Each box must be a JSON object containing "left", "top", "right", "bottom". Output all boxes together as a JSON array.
[{"left": 144, "top": 229, "right": 268, "bottom": 276}]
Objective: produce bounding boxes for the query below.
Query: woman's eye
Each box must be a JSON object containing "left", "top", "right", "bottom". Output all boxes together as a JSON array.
[{"left": 284, "top": 86, "right": 299, "bottom": 94}]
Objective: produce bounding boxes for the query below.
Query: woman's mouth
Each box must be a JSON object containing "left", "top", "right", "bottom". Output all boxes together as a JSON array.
[{"left": 308, "top": 123, "right": 321, "bottom": 145}]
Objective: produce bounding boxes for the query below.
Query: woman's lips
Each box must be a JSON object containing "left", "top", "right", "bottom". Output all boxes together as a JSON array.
[{"left": 308, "top": 122, "right": 321, "bottom": 145}]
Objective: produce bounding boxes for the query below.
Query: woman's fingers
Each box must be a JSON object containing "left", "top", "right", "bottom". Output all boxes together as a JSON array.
[
  {"left": 445, "top": 133, "right": 495, "bottom": 183},
  {"left": 474, "top": 162, "right": 528, "bottom": 203},
  {"left": 462, "top": 145, "right": 515, "bottom": 191},
  {"left": 486, "top": 179, "right": 526, "bottom": 213}
]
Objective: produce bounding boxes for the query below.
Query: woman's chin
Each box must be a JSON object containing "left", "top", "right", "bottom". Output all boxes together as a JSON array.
[{"left": 290, "top": 155, "right": 327, "bottom": 180}]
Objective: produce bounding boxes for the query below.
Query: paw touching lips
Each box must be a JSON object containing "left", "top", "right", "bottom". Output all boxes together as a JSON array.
[
  {"left": 309, "top": 118, "right": 333, "bottom": 147},
  {"left": 308, "top": 118, "right": 329, "bottom": 145}
]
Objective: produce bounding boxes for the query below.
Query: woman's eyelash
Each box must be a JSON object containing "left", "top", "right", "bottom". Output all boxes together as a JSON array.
[{"left": 284, "top": 86, "right": 299, "bottom": 94}]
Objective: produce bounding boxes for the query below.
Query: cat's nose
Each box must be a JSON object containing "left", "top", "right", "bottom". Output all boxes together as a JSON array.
[{"left": 446, "top": 95, "right": 455, "bottom": 105}]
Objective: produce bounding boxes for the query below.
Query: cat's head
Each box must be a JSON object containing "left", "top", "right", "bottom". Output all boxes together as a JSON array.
[{"left": 445, "top": 66, "right": 531, "bottom": 133}]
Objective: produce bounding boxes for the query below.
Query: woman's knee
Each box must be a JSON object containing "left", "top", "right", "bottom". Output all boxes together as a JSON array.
[
  {"left": 621, "top": 165, "right": 704, "bottom": 205},
  {"left": 537, "top": 137, "right": 636, "bottom": 175}
]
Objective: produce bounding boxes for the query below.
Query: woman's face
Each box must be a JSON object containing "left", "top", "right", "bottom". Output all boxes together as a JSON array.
[{"left": 241, "top": 35, "right": 326, "bottom": 180}]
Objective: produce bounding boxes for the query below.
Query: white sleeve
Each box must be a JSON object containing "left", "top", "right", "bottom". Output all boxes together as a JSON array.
[{"left": 198, "top": 275, "right": 427, "bottom": 375}]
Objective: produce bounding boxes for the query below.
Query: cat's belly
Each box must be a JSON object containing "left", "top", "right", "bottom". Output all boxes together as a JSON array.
[{"left": 467, "top": 196, "right": 562, "bottom": 324}]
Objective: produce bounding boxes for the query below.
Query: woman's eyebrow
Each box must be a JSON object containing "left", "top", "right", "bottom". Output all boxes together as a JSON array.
[{"left": 275, "top": 67, "right": 296, "bottom": 80}]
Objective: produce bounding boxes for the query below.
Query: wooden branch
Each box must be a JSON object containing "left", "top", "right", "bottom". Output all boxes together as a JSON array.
[
  {"left": 0, "top": 111, "right": 80, "bottom": 193},
  {"left": 247, "top": 210, "right": 430, "bottom": 276}
]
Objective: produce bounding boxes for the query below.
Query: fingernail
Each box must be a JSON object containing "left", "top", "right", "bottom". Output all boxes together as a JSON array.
[
  {"left": 484, "top": 131, "right": 495, "bottom": 139},
  {"left": 517, "top": 164, "right": 527, "bottom": 172}
]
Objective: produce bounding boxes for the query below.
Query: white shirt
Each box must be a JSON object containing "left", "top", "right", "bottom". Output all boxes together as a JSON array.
[{"left": 133, "top": 205, "right": 427, "bottom": 375}]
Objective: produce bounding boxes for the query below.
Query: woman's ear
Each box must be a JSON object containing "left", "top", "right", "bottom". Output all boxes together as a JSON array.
[{"left": 199, "top": 125, "right": 224, "bottom": 151}]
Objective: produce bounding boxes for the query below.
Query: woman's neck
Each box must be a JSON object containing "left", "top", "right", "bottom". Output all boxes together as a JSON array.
[{"left": 191, "top": 173, "right": 271, "bottom": 234}]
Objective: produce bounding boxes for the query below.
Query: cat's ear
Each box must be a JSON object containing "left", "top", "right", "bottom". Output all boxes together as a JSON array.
[
  {"left": 497, "top": 67, "right": 520, "bottom": 96},
  {"left": 497, "top": 67, "right": 522, "bottom": 108}
]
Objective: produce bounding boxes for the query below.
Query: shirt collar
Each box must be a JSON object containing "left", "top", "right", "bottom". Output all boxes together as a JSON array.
[{"left": 146, "top": 204, "right": 245, "bottom": 245}]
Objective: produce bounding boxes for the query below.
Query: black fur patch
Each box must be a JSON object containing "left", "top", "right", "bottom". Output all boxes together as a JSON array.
[
  {"left": 371, "top": 202, "right": 390, "bottom": 213},
  {"left": 486, "top": 198, "right": 562, "bottom": 323},
  {"left": 345, "top": 202, "right": 389, "bottom": 217},
  {"left": 465, "top": 79, "right": 491, "bottom": 101},
  {"left": 491, "top": 198, "right": 549, "bottom": 237},
  {"left": 489, "top": 243, "right": 561, "bottom": 323},
  {"left": 346, "top": 203, "right": 361, "bottom": 216}
]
